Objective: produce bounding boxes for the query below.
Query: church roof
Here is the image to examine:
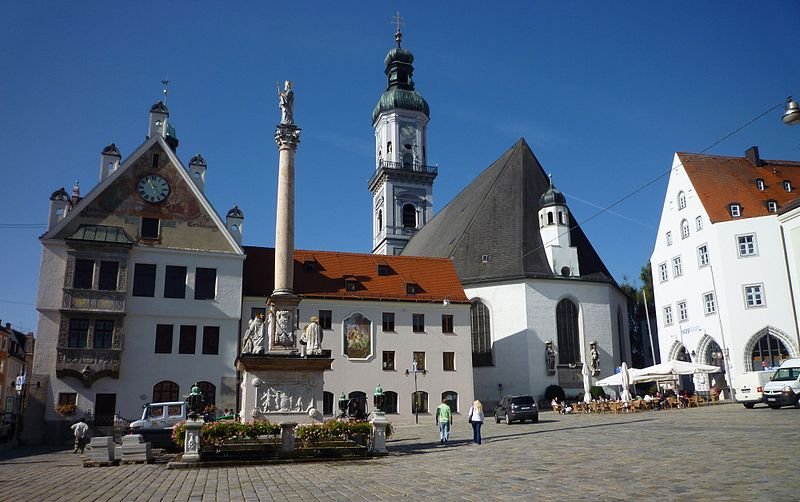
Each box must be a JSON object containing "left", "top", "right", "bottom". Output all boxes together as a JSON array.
[
  {"left": 678, "top": 150, "right": 800, "bottom": 223},
  {"left": 401, "top": 138, "right": 614, "bottom": 285},
  {"left": 242, "top": 246, "right": 469, "bottom": 304}
]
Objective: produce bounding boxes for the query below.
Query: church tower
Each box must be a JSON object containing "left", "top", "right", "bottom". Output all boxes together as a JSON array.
[
  {"left": 369, "top": 24, "right": 437, "bottom": 255},
  {"left": 538, "top": 178, "right": 580, "bottom": 277}
]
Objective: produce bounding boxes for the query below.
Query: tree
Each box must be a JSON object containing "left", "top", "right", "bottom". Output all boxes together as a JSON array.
[{"left": 620, "top": 263, "right": 659, "bottom": 367}]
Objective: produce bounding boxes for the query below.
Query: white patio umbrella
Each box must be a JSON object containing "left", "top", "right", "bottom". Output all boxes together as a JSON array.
[
  {"left": 620, "top": 362, "right": 633, "bottom": 402},
  {"left": 635, "top": 360, "right": 720, "bottom": 380},
  {"left": 582, "top": 362, "right": 592, "bottom": 403}
]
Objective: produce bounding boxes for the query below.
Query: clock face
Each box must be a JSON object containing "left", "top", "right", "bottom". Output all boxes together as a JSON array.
[
  {"left": 400, "top": 123, "right": 416, "bottom": 145},
  {"left": 137, "top": 175, "right": 170, "bottom": 203}
]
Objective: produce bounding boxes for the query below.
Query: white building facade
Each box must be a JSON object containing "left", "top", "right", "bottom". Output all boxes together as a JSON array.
[
  {"left": 30, "top": 103, "right": 244, "bottom": 441},
  {"left": 651, "top": 148, "right": 800, "bottom": 395}
]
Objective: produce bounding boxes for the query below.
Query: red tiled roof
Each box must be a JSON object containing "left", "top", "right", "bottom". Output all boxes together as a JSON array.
[
  {"left": 679, "top": 152, "right": 800, "bottom": 223},
  {"left": 242, "top": 246, "right": 469, "bottom": 303}
]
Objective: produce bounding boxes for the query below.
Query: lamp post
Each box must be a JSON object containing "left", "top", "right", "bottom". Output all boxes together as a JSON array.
[
  {"left": 13, "top": 374, "right": 26, "bottom": 447},
  {"left": 373, "top": 384, "right": 384, "bottom": 413},
  {"left": 338, "top": 392, "right": 347, "bottom": 419},
  {"left": 405, "top": 361, "right": 427, "bottom": 424}
]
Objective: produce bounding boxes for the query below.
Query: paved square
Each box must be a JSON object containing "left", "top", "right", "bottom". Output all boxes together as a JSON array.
[{"left": 1, "top": 404, "right": 796, "bottom": 501}]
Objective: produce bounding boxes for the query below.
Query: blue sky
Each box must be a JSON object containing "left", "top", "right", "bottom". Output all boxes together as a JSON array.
[{"left": 2, "top": 1, "right": 800, "bottom": 333}]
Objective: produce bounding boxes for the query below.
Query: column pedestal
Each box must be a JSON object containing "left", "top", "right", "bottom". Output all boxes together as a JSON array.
[
  {"left": 182, "top": 419, "right": 202, "bottom": 463},
  {"left": 371, "top": 411, "right": 389, "bottom": 453}
]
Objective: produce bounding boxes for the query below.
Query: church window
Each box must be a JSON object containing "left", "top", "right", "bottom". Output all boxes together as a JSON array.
[
  {"left": 677, "top": 191, "right": 687, "bottom": 210},
  {"left": 164, "top": 266, "right": 187, "bottom": 298},
  {"left": 154, "top": 324, "right": 173, "bottom": 353},
  {"left": 402, "top": 204, "right": 416, "bottom": 228},
  {"left": 377, "top": 209, "right": 383, "bottom": 232},
  {"left": 153, "top": 381, "right": 179, "bottom": 402},
  {"left": 151, "top": 153, "right": 160, "bottom": 169},
  {"left": 471, "top": 300, "right": 493, "bottom": 367},
  {"left": 556, "top": 299, "right": 580, "bottom": 365},
  {"left": 202, "top": 326, "right": 219, "bottom": 355},
  {"left": 179, "top": 325, "right": 196, "bottom": 354},
  {"left": 547, "top": 211, "right": 554, "bottom": 225},
  {"left": 558, "top": 211, "right": 565, "bottom": 224},
  {"left": 539, "top": 214, "right": 543, "bottom": 228},
  {"left": 387, "top": 141, "right": 392, "bottom": 154},
  {"left": 132, "top": 263, "right": 156, "bottom": 297}
]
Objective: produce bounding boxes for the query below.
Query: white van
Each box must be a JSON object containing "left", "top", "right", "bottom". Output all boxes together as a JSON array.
[
  {"left": 762, "top": 358, "right": 800, "bottom": 409},
  {"left": 128, "top": 401, "right": 187, "bottom": 431},
  {"left": 734, "top": 371, "right": 775, "bottom": 408}
]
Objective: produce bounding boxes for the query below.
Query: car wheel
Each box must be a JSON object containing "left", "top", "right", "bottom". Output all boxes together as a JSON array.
[
  {"left": 505, "top": 413, "right": 511, "bottom": 425},
  {"left": 794, "top": 396, "right": 800, "bottom": 409},
  {"left": 495, "top": 413, "right": 500, "bottom": 424},
  {"left": 531, "top": 416, "right": 539, "bottom": 424},
  {"left": 743, "top": 403, "right": 755, "bottom": 409}
]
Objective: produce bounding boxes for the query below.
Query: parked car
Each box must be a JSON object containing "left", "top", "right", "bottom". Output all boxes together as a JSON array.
[
  {"left": 762, "top": 358, "right": 800, "bottom": 409},
  {"left": 128, "top": 401, "right": 188, "bottom": 450},
  {"left": 494, "top": 395, "right": 538, "bottom": 424}
]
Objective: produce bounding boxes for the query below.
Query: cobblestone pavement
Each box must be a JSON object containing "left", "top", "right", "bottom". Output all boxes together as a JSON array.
[{"left": 0, "top": 404, "right": 797, "bottom": 501}]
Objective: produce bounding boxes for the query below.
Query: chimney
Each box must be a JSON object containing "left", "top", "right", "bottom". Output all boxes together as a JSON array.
[{"left": 745, "top": 146, "right": 763, "bottom": 167}]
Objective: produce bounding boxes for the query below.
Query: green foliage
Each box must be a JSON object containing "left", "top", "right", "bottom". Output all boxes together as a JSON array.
[
  {"left": 544, "top": 385, "right": 565, "bottom": 401},
  {"left": 590, "top": 386, "right": 607, "bottom": 400},
  {"left": 172, "top": 419, "right": 281, "bottom": 449},
  {"left": 294, "top": 420, "right": 385, "bottom": 447}
]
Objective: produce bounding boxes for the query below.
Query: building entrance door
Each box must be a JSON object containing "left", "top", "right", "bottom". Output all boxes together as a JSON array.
[{"left": 94, "top": 393, "right": 116, "bottom": 427}]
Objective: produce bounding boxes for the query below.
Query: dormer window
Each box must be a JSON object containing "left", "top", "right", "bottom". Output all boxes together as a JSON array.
[
  {"left": 406, "top": 283, "right": 418, "bottom": 295},
  {"left": 730, "top": 204, "right": 741, "bottom": 218},
  {"left": 481, "top": 255, "right": 491, "bottom": 264},
  {"left": 344, "top": 278, "right": 358, "bottom": 292},
  {"left": 756, "top": 178, "right": 765, "bottom": 191},
  {"left": 784, "top": 180, "right": 793, "bottom": 192},
  {"left": 677, "top": 191, "right": 687, "bottom": 210},
  {"left": 767, "top": 200, "right": 778, "bottom": 213},
  {"left": 377, "top": 264, "right": 392, "bottom": 276},
  {"left": 303, "top": 260, "right": 317, "bottom": 272}
]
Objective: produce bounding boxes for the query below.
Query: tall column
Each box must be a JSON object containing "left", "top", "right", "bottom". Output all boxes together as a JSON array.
[{"left": 273, "top": 124, "right": 300, "bottom": 296}]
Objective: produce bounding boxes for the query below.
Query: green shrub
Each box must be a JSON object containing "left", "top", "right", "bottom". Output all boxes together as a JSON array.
[
  {"left": 172, "top": 419, "right": 281, "bottom": 449},
  {"left": 294, "top": 420, "right": 388, "bottom": 447},
  {"left": 544, "top": 385, "right": 565, "bottom": 401},
  {"left": 589, "top": 386, "right": 607, "bottom": 400}
]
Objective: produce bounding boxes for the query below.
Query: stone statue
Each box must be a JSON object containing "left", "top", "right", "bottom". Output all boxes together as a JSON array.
[
  {"left": 274, "top": 309, "right": 295, "bottom": 347},
  {"left": 277, "top": 80, "right": 294, "bottom": 125},
  {"left": 186, "top": 382, "right": 204, "bottom": 419},
  {"left": 589, "top": 341, "right": 600, "bottom": 375},
  {"left": 545, "top": 341, "right": 556, "bottom": 375},
  {"left": 300, "top": 315, "right": 324, "bottom": 356},
  {"left": 241, "top": 313, "right": 266, "bottom": 354}
]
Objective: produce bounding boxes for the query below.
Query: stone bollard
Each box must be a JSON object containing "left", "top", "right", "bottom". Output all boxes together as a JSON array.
[
  {"left": 280, "top": 422, "right": 297, "bottom": 453},
  {"left": 370, "top": 411, "right": 389, "bottom": 453},
  {"left": 182, "top": 419, "right": 202, "bottom": 463}
]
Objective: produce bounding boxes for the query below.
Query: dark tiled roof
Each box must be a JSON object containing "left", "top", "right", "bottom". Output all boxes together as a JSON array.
[
  {"left": 243, "top": 246, "right": 469, "bottom": 303},
  {"left": 65, "top": 225, "right": 134, "bottom": 245},
  {"left": 679, "top": 152, "right": 800, "bottom": 223},
  {"left": 401, "top": 138, "right": 614, "bottom": 285}
]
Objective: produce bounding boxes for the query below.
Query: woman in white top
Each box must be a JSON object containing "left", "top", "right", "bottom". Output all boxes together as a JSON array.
[{"left": 467, "top": 400, "right": 484, "bottom": 444}]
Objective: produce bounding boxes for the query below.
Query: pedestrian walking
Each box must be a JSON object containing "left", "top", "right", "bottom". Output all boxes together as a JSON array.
[
  {"left": 70, "top": 417, "right": 89, "bottom": 454},
  {"left": 467, "top": 400, "right": 484, "bottom": 444},
  {"left": 435, "top": 398, "right": 452, "bottom": 444}
]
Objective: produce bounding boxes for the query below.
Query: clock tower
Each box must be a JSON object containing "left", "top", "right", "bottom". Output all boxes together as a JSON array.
[{"left": 368, "top": 26, "right": 437, "bottom": 255}]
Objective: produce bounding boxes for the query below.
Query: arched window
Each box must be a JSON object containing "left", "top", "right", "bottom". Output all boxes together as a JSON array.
[
  {"left": 196, "top": 381, "right": 216, "bottom": 405},
  {"left": 383, "top": 391, "right": 398, "bottom": 414},
  {"left": 556, "top": 299, "right": 580, "bottom": 365},
  {"left": 558, "top": 211, "right": 565, "bottom": 225},
  {"left": 681, "top": 219, "right": 690, "bottom": 239},
  {"left": 412, "top": 391, "right": 429, "bottom": 413},
  {"left": 539, "top": 214, "right": 543, "bottom": 228},
  {"left": 547, "top": 211, "right": 554, "bottom": 225},
  {"left": 678, "top": 191, "right": 687, "bottom": 210},
  {"left": 377, "top": 209, "right": 383, "bottom": 232},
  {"left": 347, "top": 391, "right": 367, "bottom": 420},
  {"left": 153, "top": 381, "right": 179, "bottom": 402},
  {"left": 751, "top": 333, "right": 790, "bottom": 370},
  {"left": 323, "top": 391, "right": 334, "bottom": 415},
  {"left": 471, "top": 300, "right": 492, "bottom": 367},
  {"left": 441, "top": 391, "right": 458, "bottom": 413},
  {"left": 402, "top": 204, "right": 416, "bottom": 228}
]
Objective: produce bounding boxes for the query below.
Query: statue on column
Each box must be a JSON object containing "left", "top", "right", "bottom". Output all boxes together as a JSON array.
[{"left": 277, "top": 80, "right": 294, "bottom": 125}]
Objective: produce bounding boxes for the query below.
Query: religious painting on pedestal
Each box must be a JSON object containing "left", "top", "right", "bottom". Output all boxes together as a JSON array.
[{"left": 343, "top": 313, "right": 372, "bottom": 359}]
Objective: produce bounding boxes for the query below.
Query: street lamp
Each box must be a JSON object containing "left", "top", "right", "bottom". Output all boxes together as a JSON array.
[
  {"left": 338, "top": 392, "right": 347, "bottom": 419},
  {"left": 373, "top": 384, "right": 384, "bottom": 413},
  {"left": 405, "top": 360, "right": 427, "bottom": 424},
  {"left": 13, "top": 374, "right": 26, "bottom": 447},
  {"left": 783, "top": 96, "right": 800, "bottom": 126}
]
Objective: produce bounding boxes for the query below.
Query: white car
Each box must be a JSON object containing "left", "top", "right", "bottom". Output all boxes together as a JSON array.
[{"left": 734, "top": 371, "right": 774, "bottom": 408}]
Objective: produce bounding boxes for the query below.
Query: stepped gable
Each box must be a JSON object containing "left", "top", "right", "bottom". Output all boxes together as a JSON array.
[{"left": 402, "top": 138, "right": 613, "bottom": 285}]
